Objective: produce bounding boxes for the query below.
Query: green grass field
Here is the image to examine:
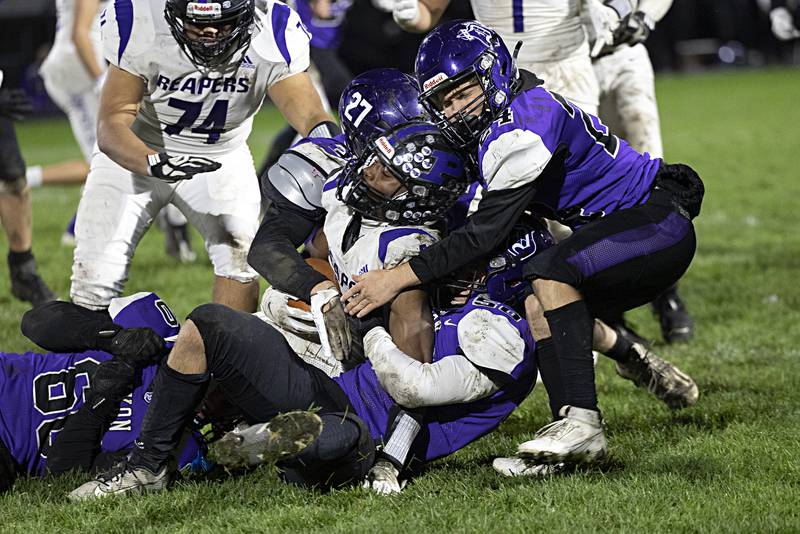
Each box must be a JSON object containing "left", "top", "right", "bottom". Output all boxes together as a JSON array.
[{"left": 2, "top": 68, "right": 800, "bottom": 532}]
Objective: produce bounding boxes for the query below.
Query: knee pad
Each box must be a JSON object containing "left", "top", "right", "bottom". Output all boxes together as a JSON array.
[{"left": 187, "top": 303, "right": 231, "bottom": 329}]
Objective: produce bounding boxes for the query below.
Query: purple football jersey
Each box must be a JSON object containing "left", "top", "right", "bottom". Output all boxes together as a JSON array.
[
  {"left": 478, "top": 85, "right": 661, "bottom": 227},
  {"left": 0, "top": 293, "right": 200, "bottom": 475},
  {"left": 334, "top": 295, "right": 537, "bottom": 462},
  {"left": 293, "top": 0, "right": 353, "bottom": 50}
]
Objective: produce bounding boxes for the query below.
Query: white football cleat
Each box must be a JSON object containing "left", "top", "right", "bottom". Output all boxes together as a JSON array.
[
  {"left": 517, "top": 405, "right": 607, "bottom": 464},
  {"left": 492, "top": 456, "right": 566, "bottom": 477},
  {"left": 210, "top": 411, "right": 322, "bottom": 469},
  {"left": 68, "top": 460, "right": 171, "bottom": 501}
]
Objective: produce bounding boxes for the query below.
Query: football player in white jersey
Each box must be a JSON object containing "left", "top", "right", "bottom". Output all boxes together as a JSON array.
[
  {"left": 39, "top": 0, "right": 106, "bottom": 163},
  {"left": 373, "top": 0, "right": 631, "bottom": 115},
  {"left": 70, "top": 0, "right": 337, "bottom": 313},
  {"left": 0, "top": 70, "right": 57, "bottom": 307},
  {"left": 37, "top": 0, "right": 194, "bottom": 254}
]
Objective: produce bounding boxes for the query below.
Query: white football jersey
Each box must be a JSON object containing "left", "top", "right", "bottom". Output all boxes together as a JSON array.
[
  {"left": 100, "top": 0, "right": 311, "bottom": 155},
  {"left": 469, "top": 0, "right": 588, "bottom": 64},
  {"left": 52, "top": 0, "right": 104, "bottom": 46},
  {"left": 321, "top": 179, "right": 441, "bottom": 293},
  {"left": 39, "top": 0, "right": 105, "bottom": 91}
]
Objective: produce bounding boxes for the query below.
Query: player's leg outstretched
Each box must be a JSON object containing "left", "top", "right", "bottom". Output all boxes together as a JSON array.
[{"left": 69, "top": 304, "right": 370, "bottom": 499}]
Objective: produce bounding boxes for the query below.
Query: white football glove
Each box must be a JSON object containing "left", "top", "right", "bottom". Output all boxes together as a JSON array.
[
  {"left": 585, "top": 0, "right": 632, "bottom": 57},
  {"left": 770, "top": 7, "right": 800, "bottom": 41},
  {"left": 392, "top": 0, "right": 420, "bottom": 26},
  {"left": 260, "top": 287, "right": 319, "bottom": 338},
  {"left": 362, "top": 459, "right": 406, "bottom": 495},
  {"left": 370, "top": 0, "right": 395, "bottom": 12},
  {"left": 310, "top": 287, "right": 351, "bottom": 362},
  {"left": 147, "top": 153, "right": 221, "bottom": 182}
]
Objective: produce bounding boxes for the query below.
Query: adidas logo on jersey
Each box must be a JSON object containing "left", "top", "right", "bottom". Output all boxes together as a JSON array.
[{"left": 240, "top": 55, "right": 256, "bottom": 70}]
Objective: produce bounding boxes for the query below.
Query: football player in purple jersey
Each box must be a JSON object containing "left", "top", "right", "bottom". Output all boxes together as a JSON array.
[
  {"left": 341, "top": 20, "right": 704, "bottom": 466},
  {"left": 66, "top": 216, "right": 544, "bottom": 500},
  {"left": 0, "top": 293, "right": 205, "bottom": 494}
]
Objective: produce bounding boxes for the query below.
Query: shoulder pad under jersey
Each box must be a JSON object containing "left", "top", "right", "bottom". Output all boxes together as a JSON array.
[
  {"left": 268, "top": 140, "right": 347, "bottom": 211},
  {"left": 456, "top": 302, "right": 525, "bottom": 377}
]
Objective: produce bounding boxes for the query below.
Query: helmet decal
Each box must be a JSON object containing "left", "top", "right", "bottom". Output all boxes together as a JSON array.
[{"left": 456, "top": 22, "right": 494, "bottom": 44}]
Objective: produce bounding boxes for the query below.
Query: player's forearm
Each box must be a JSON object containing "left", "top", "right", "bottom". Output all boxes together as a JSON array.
[
  {"left": 21, "top": 301, "right": 115, "bottom": 352},
  {"left": 637, "top": 0, "right": 673, "bottom": 22},
  {"left": 97, "top": 117, "right": 155, "bottom": 175},
  {"left": 364, "top": 327, "right": 496, "bottom": 407},
  {"left": 388, "top": 288, "right": 434, "bottom": 363},
  {"left": 247, "top": 199, "right": 327, "bottom": 302},
  {"left": 409, "top": 185, "right": 537, "bottom": 283},
  {"left": 72, "top": 0, "right": 103, "bottom": 80},
  {"left": 268, "top": 72, "right": 335, "bottom": 137},
  {"left": 72, "top": 32, "right": 103, "bottom": 80}
]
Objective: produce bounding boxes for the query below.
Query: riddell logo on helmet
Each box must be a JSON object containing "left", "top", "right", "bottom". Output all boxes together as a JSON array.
[
  {"left": 187, "top": 2, "right": 222, "bottom": 18},
  {"left": 423, "top": 73, "right": 448, "bottom": 92},
  {"left": 375, "top": 136, "right": 395, "bottom": 159}
]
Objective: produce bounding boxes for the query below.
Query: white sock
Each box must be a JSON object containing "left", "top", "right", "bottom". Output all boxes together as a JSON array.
[{"left": 26, "top": 165, "right": 43, "bottom": 188}]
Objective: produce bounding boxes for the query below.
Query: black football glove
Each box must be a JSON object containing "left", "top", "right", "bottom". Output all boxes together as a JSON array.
[
  {"left": 88, "top": 356, "right": 138, "bottom": 406},
  {"left": 613, "top": 11, "right": 654, "bottom": 47},
  {"left": 95, "top": 327, "right": 167, "bottom": 367},
  {"left": 0, "top": 89, "right": 33, "bottom": 121},
  {"left": 346, "top": 307, "right": 387, "bottom": 363},
  {"left": 147, "top": 152, "right": 221, "bottom": 182}
]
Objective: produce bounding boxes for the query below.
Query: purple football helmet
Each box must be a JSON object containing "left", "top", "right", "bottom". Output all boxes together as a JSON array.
[
  {"left": 485, "top": 215, "right": 555, "bottom": 305},
  {"left": 338, "top": 68, "right": 426, "bottom": 158},
  {"left": 415, "top": 20, "right": 520, "bottom": 150},
  {"left": 337, "top": 121, "right": 469, "bottom": 225}
]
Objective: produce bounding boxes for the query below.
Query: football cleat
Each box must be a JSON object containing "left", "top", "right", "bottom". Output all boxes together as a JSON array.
[
  {"left": 615, "top": 342, "right": 699, "bottom": 409},
  {"left": 159, "top": 213, "right": 197, "bottom": 264},
  {"left": 9, "top": 258, "right": 56, "bottom": 307},
  {"left": 67, "top": 459, "right": 171, "bottom": 501},
  {"left": 517, "top": 406, "right": 607, "bottom": 464},
  {"left": 651, "top": 286, "right": 694, "bottom": 343},
  {"left": 492, "top": 456, "right": 567, "bottom": 477},
  {"left": 209, "top": 411, "right": 323, "bottom": 469}
]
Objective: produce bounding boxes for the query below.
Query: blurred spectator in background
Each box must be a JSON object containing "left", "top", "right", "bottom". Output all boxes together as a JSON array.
[
  {"left": 260, "top": 0, "right": 354, "bottom": 174},
  {"left": 0, "top": 69, "right": 56, "bottom": 306}
]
